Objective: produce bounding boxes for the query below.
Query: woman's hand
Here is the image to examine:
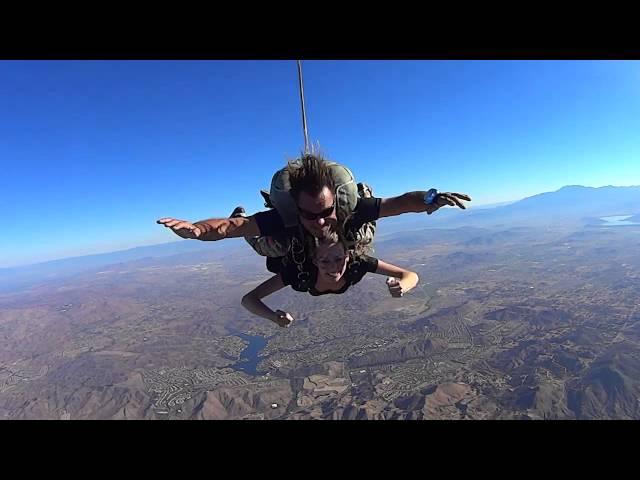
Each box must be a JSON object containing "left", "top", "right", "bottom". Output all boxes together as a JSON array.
[
  {"left": 386, "top": 272, "right": 419, "bottom": 297},
  {"left": 273, "top": 310, "right": 294, "bottom": 328},
  {"left": 386, "top": 277, "right": 405, "bottom": 297}
]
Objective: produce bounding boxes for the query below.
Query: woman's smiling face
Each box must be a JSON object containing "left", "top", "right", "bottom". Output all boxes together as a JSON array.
[{"left": 314, "top": 242, "right": 348, "bottom": 282}]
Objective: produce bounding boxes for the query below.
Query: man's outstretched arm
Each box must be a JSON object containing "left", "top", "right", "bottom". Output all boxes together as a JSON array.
[
  {"left": 378, "top": 191, "right": 471, "bottom": 218},
  {"left": 156, "top": 215, "right": 261, "bottom": 241}
]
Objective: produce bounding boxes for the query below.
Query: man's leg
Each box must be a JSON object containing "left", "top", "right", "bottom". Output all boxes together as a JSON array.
[
  {"left": 357, "top": 182, "right": 373, "bottom": 198},
  {"left": 355, "top": 183, "right": 376, "bottom": 249}
]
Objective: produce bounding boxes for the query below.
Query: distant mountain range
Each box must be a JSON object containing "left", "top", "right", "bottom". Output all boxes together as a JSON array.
[
  {"left": 2, "top": 185, "right": 639, "bottom": 292},
  {"left": 0, "top": 236, "right": 246, "bottom": 293},
  {"left": 480, "top": 184, "right": 640, "bottom": 222}
]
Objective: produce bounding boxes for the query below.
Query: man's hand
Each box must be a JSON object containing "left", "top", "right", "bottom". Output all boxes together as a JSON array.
[
  {"left": 157, "top": 218, "right": 203, "bottom": 239},
  {"left": 158, "top": 216, "right": 259, "bottom": 241},
  {"left": 379, "top": 191, "right": 472, "bottom": 219},
  {"left": 273, "top": 310, "right": 294, "bottom": 328},
  {"left": 426, "top": 192, "right": 472, "bottom": 215}
]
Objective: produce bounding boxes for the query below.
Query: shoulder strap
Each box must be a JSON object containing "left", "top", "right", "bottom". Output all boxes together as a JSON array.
[{"left": 287, "top": 224, "right": 312, "bottom": 291}]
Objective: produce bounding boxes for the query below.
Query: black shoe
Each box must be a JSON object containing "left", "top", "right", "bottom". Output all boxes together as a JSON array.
[
  {"left": 230, "top": 206, "right": 246, "bottom": 218},
  {"left": 357, "top": 182, "right": 373, "bottom": 198},
  {"left": 260, "top": 189, "right": 275, "bottom": 209}
]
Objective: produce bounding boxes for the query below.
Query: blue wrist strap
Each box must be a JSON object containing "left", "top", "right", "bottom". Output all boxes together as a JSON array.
[{"left": 424, "top": 189, "right": 439, "bottom": 205}]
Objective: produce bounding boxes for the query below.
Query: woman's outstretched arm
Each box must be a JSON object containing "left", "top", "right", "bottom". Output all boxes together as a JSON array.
[
  {"left": 373, "top": 259, "right": 420, "bottom": 297},
  {"left": 241, "top": 274, "right": 294, "bottom": 327}
]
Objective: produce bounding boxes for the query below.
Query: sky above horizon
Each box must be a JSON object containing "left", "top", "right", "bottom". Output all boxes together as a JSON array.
[{"left": 1, "top": 60, "right": 639, "bottom": 268}]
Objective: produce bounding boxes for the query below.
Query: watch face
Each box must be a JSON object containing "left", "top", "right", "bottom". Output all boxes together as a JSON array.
[{"left": 425, "top": 189, "right": 438, "bottom": 204}]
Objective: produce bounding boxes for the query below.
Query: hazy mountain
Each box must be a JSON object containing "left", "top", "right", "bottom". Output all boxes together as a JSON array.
[
  {"left": 407, "top": 185, "right": 640, "bottom": 229},
  {"left": 0, "top": 237, "right": 246, "bottom": 293},
  {"left": 375, "top": 185, "right": 640, "bottom": 235}
]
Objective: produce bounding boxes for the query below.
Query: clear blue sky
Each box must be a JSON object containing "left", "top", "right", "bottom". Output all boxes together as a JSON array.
[{"left": 2, "top": 60, "right": 639, "bottom": 268}]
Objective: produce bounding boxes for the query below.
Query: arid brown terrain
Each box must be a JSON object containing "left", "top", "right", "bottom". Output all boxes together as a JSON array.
[{"left": 1, "top": 216, "right": 638, "bottom": 420}]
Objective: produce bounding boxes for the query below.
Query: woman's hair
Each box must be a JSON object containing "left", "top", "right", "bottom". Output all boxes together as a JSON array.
[
  {"left": 308, "top": 224, "right": 369, "bottom": 262},
  {"left": 309, "top": 228, "right": 344, "bottom": 260}
]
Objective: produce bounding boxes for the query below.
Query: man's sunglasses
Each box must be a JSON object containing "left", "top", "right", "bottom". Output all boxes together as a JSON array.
[{"left": 298, "top": 203, "right": 336, "bottom": 221}]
